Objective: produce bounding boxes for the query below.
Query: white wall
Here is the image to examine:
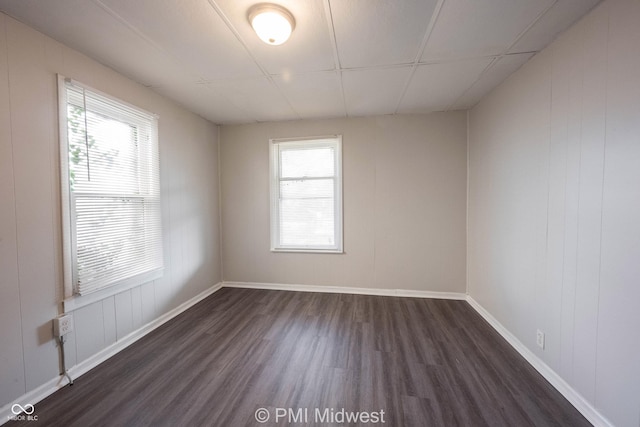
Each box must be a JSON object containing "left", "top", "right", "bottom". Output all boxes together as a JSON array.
[
  {"left": 0, "top": 13, "right": 221, "bottom": 409},
  {"left": 468, "top": 0, "right": 640, "bottom": 425},
  {"left": 220, "top": 113, "right": 467, "bottom": 293}
]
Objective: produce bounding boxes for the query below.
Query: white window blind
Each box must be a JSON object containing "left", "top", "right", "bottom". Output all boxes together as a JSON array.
[
  {"left": 270, "top": 136, "right": 343, "bottom": 252},
  {"left": 59, "top": 77, "right": 163, "bottom": 296}
]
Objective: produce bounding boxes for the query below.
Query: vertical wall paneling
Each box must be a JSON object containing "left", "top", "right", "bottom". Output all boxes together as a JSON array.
[
  {"left": 61, "top": 327, "right": 78, "bottom": 371},
  {"left": 531, "top": 50, "right": 552, "bottom": 365},
  {"left": 74, "top": 302, "right": 105, "bottom": 362},
  {"left": 166, "top": 116, "right": 186, "bottom": 311},
  {"left": 114, "top": 291, "right": 134, "bottom": 340},
  {"left": 545, "top": 33, "right": 570, "bottom": 373},
  {"left": 102, "top": 297, "right": 117, "bottom": 346},
  {"left": 595, "top": 0, "right": 640, "bottom": 425},
  {"left": 220, "top": 113, "right": 467, "bottom": 293},
  {"left": 0, "top": 13, "right": 221, "bottom": 410},
  {"left": 131, "top": 286, "right": 143, "bottom": 330},
  {"left": 140, "top": 282, "right": 156, "bottom": 325},
  {"left": 44, "top": 35, "right": 65, "bottom": 307},
  {"left": 154, "top": 117, "right": 175, "bottom": 316},
  {"left": 0, "top": 13, "right": 27, "bottom": 406},
  {"left": 572, "top": 4, "right": 608, "bottom": 404},
  {"left": 558, "top": 19, "right": 584, "bottom": 383},
  {"left": 373, "top": 114, "right": 467, "bottom": 292},
  {"left": 469, "top": 0, "right": 640, "bottom": 425},
  {"left": 6, "top": 16, "right": 59, "bottom": 392},
  {"left": 467, "top": 48, "right": 553, "bottom": 353}
]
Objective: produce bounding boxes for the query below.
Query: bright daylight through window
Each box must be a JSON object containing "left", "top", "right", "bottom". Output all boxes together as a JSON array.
[
  {"left": 270, "top": 136, "right": 343, "bottom": 252},
  {"left": 59, "top": 76, "right": 163, "bottom": 297}
]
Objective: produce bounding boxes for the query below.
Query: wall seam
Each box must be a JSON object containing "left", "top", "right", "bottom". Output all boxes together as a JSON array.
[
  {"left": 47, "top": 47, "right": 62, "bottom": 310},
  {"left": 569, "top": 27, "right": 586, "bottom": 386},
  {"left": 557, "top": 50, "right": 569, "bottom": 379},
  {"left": 4, "top": 14, "right": 28, "bottom": 396},
  {"left": 542, "top": 46, "right": 554, "bottom": 370},
  {"left": 372, "top": 120, "right": 378, "bottom": 288},
  {"left": 592, "top": 5, "right": 611, "bottom": 411},
  {"left": 217, "top": 125, "right": 224, "bottom": 282},
  {"left": 465, "top": 109, "right": 470, "bottom": 295}
]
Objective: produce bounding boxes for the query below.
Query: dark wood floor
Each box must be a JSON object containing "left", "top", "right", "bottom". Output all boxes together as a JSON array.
[{"left": 14, "top": 288, "right": 590, "bottom": 426}]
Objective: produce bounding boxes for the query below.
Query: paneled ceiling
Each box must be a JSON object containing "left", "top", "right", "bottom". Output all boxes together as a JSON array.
[{"left": 0, "top": 0, "right": 600, "bottom": 124}]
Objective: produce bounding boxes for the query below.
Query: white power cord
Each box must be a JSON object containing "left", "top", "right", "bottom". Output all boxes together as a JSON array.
[{"left": 57, "top": 335, "right": 74, "bottom": 386}]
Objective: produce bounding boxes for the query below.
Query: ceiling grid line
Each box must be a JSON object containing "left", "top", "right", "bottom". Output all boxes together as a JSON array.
[
  {"left": 0, "top": 0, "right": 603, "bottom": 123},
  {"left": 506, "top": 0, "right": 560, "bottom": 55},
  {"left": 393, "top": 0, "right": 447, "bottom": 114},
  {"left": 446, "top": 0, "right": 560, "bottom": 111},
  {"left": 322, "top": 0, "right": 348, "bottom": 117},
  {"left": 206, "top": 0, "right": 301, "bottom": 121},
  {"left": 446, "top": 51, "right": 536, "bottom": 111},
  {"left": 322, "top": 0, "right": 342, "bottom": 70},
  {"left": 91, "top": 0, "right": 201, "bottom": 84},
  {"left": 92, "top": 0, "right": 257, "bottom": 123},
  {"left": 412, "top": 0, "right": 447, "bottom": 64},
  {"left": 260, "top": 55, "right": 534, "bottom": 80},
  {"left": 446, "top": 56, "right": 500, "bottom": 111}
]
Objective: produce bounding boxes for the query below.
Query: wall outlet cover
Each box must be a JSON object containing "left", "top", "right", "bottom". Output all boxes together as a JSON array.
[
  {"left": 536, "top": 329, "right": 545, "bottom": 349},
  {"left": 53, "top": 314, "right": 74, "bottom": 337}
]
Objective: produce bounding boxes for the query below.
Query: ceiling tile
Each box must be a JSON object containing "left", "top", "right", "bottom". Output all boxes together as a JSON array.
[
  {"left": 509, "top": 0, "right": 600, "bottom": 53},
  {"left": 206, "top": 77, "right": 298, "bottom": 122},
  {"left": 154, "top": 83, "right": 252, "bottom": 125},
  {"left": 0, "top": 0, "right": 601, "bottom": 123},
  {"left": 453, "top": 53, "right": 534, "bottom": 109},
  {"left": 0, "top": 0, "right": 195, "bottom": 88},
  {"left": 273, "top": 71, "right": 344, "bottom": 119},
  {"left": 342, "top": 66, "right": 412, "bottom": 116},
  {"left": 213, "top": 0, "right": 335, "bottom": 75},
  {"left": 330, "top": 0, "right": 438, "bottom": 68},
  {"left": 398, "top": 58, "right": 493, "bottom": 113},
  {"left": 100, "top": 0, "right": 262, "bottom": 80},
  {"left": 422, "top": 0, "right": 555, "bottom": 61}
]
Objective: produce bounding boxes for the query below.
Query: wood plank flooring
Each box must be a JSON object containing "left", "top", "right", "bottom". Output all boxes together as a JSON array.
[{"left": 12, "top": 288, "right": 591, "bottom": 426}]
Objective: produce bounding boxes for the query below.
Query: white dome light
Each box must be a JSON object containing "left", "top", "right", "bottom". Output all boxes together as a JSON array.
[{"left": 248, "top": 4, "right": 295, "bottom": 46}]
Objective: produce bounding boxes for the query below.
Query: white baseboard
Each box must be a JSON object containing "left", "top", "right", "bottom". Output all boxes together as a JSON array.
[
  {"left": 1, "top": 282, "right": 610, "bottom": 427},
  {"left": 0, "top": 282, "right": 223, "bottom": 426},
  {"left": 228, "top": 282, "right": 613, "bottom": 426},
  {"left": 466, "top": 296, "right": 613, "bottom": 427},
  {"left": 222, "top": 281, "right": 467, "bottom": 300},
  {"left": 0, "top": 376, "right": 67, "bottom": 425},
  {"left": 68, "top": 282, "right": 223, "bottom": 380}
]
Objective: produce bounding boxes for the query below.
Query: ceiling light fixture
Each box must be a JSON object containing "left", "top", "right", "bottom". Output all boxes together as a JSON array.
[{"left": 247, "top": 3, "right": 295, "bottom": 46}]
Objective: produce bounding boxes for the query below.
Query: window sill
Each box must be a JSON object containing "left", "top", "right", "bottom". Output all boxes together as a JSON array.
[
  {"left": 271, "top": 249, "right": 344, "bottom": 254},
  {"left": 63, "top": 268, "right": 163, "bottom": 312}
]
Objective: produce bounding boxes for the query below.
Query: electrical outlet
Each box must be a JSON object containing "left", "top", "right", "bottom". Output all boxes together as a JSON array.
[
  {"left": 53, "top": 314, "right": 74, "bottom": 337},
  {"left": 536, "top": 329, "right": 545, "bottom": 349}
]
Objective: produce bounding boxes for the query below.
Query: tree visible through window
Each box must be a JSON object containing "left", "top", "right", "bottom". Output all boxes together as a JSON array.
[{"left": 59, "top": 77, "right": 163, "bottom": 296}]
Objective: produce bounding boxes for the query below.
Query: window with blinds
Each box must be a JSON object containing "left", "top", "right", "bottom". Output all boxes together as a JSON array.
[
  {"left": 59, "top": 76, "right": 163, "bottom": 297},
  {"left": 269, "top": 136, "right": 343, "bottom": 252}
]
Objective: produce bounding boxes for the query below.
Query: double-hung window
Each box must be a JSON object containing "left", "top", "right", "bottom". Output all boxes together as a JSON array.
[
  {"left": 269, "top": 136, "right": 343, "bottom": 253},
  {"left": 59, "top": 76, "right": 163, "bottom": 299}
]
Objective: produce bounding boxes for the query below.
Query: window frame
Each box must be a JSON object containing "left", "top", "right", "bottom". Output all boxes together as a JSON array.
[
  {"left": 58, "top": 75, "right": 163, "bottom": 310},
  {"left": 269, "top": 135, "right": 343, "bottom": 253}
]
